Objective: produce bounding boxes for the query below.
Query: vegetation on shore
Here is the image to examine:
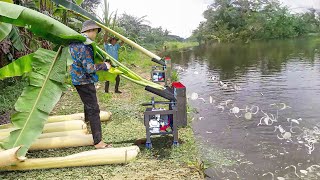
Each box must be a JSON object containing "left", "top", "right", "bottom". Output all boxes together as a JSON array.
[{"left": 191, "top": 0, "right": 320, "bottom": 43}]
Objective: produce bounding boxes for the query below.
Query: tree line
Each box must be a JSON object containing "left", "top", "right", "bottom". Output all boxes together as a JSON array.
[{"left": 191, "top": 0, "right": 320, "bottom": 43}]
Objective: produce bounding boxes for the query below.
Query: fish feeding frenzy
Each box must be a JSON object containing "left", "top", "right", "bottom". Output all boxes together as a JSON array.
[{"left": 258, "top": 110, "right": 277, "bottom": 126}]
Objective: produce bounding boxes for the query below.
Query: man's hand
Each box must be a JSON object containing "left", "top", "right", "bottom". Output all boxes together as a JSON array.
[{"left": 104, "top": 61, "right": 111, "bottom": 69}]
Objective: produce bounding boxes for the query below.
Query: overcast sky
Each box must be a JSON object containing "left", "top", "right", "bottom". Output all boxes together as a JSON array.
[{"left": 103, "top": 0, "right": 320, "bottom": 38}]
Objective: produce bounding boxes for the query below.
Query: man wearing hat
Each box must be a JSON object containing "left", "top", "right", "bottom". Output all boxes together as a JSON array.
[
  {"left": 104, "top": 34, "right": 124, "bottom": 93},
  {"left": 69, "top": 20, "right": 112, "bottom": 149}
]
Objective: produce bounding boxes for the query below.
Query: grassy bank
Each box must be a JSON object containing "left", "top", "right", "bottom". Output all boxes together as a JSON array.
[
  {"left": 0, "top": 50, "right": 203, "bottom": 179},
  {"left": 0, "top": 78, "right": 27, "bottom": 125},
  {"left": 164, "top": 41, "right": 199, "bottom": 51},
  {"left": 0, "top": 78, "right": 27, "bottom": 114}
]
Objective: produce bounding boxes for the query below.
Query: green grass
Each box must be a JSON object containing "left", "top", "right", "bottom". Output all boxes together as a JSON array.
[
  {"left": 0, "top": 50, "right": 204, "bottom": 179},
  {"left": 164, "top": 41, "right": 199, "bottom": 51},
  {"left": 0, "top": 78, "right": 27, "bottom": 114}
]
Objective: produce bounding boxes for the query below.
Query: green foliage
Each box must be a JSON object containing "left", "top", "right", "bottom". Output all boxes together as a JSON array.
[
  {"left": 0, "top": 2, "right": 86, "bottom": 45},
  {"left": 51, "top": 0, "right": 101, "bottom": 22},
  {"left": 192, "top": 0, "right": 320, "bottom": 43},
  {"left": 0, "top": 48, "right": 66, "bottom": 157},
  {"left": 0, "top": 22, "right": 12, "bottom": 42},
  {"left": 8, "top": 26, "right": 25, "bottom": 51},
  {"left": 164, "top": 41, "right": 198, "bottom": 50},
  {"left": 117, "top": 13, "right": 184, "bottom": 49},
  {"left": 0, "top": 53, "right": 33, "bottom": 80},
  {"left": 171, "top": 70, "right": 179, "bottom": 82},
  {"left": 74, "top": 0, "right": 84, "bottom": 5}
]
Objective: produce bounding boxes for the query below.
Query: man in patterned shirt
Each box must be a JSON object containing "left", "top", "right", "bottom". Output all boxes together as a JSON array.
[{"left": 70, "top": 20, "right": 112, "bottom": 149}]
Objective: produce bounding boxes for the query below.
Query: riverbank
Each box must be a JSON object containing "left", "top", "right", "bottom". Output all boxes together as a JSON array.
[
  {"left": 0, "top": 50, "right": 204, "bottom": 179},
  {"left": 164, "top": 41, "right": 199, "bottom": 51}
]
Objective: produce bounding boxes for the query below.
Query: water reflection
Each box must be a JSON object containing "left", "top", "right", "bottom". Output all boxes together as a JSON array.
[{"left": 170, "top": 38, "right": 320, "bottom": 79}]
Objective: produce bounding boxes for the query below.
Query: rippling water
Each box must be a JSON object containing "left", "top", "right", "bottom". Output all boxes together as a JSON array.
[{"left": 169, "top": 38, "right": 320, "bottom": 179}]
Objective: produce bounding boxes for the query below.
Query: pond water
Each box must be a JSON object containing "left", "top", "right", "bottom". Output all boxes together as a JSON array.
[{"left": 170, "top": 38, "right": 320, "bottom": 179}]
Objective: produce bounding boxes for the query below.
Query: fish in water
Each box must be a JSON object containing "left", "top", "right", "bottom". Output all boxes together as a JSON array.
[
  {"left": 209, "top": 96, "right": 213, "bottom": 103},
  {"left": 190, "top": 92, "right": 199, "bottom": 100}
]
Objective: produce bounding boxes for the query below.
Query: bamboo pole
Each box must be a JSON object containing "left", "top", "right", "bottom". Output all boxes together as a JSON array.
[
  {"left": 29, "top": 134, "right": 93, "bottom": 151},
  {"left": 0, "top": 146, "right": 140, "bottom": 171}
]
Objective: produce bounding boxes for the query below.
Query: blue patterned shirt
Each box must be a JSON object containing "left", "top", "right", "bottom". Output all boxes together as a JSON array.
[{"left": 70, "top": 40, "right": 108, "bottom": 85}]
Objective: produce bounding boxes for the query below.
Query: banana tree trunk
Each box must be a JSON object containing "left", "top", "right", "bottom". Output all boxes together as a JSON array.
[
  {"left": 42, "top": 120, "right": 86, "bottom": 133},
  {"left": 0, "top": 147, "right": 22, "bottom": 167},
  {"left": 29, "top": 134, "right": 93, "bottom": 150},
  {"left": 0, "top": 146, "right": 139, "bottom": 171},
  {"left": 0, "top": 130, "right": 87, "bottom": 141},
  {"left": 47, "top": 111, "right": 112, "bottom": 123},
  {"left": 38, "top": 129, "right": 87, "bottom": 139},
  {"left": 0, "top": 120, "right": 87, "bottom": 141},
  {"left": 0, "top": 111, "right": 111, "bottom": 130}
]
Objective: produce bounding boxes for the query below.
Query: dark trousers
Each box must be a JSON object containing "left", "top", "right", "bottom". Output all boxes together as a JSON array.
[
  {"left": 75, "top": 83, "right": 101, "bottom": 145},
  {"left": 105, "top": 75, "right": 120, "bottom": 92}
]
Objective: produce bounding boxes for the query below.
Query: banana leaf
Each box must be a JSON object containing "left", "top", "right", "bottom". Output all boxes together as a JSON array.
[
  {"left": 51, "top": 0, "right": 101, "bottom": 22},
  {"left": 0, "top": 22, "right": 12, "bottom": 41},
  {"left": 0, "top": 53, "right": 33, "bottom": 80},
  {"left": 0, "top": 2, "right": 85, "bottom": 45},
  {"left": 0, "top": 0, "right": 13, "bottom": 3},
  {"left": 0, "top": 47, "right": 66, "bottom": 157},
  {"left": 8, "top": 26, "right": 25, "bottom": 51},
  {"left": 74, "top": 0, "right": 84, "bottom": 5}
]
